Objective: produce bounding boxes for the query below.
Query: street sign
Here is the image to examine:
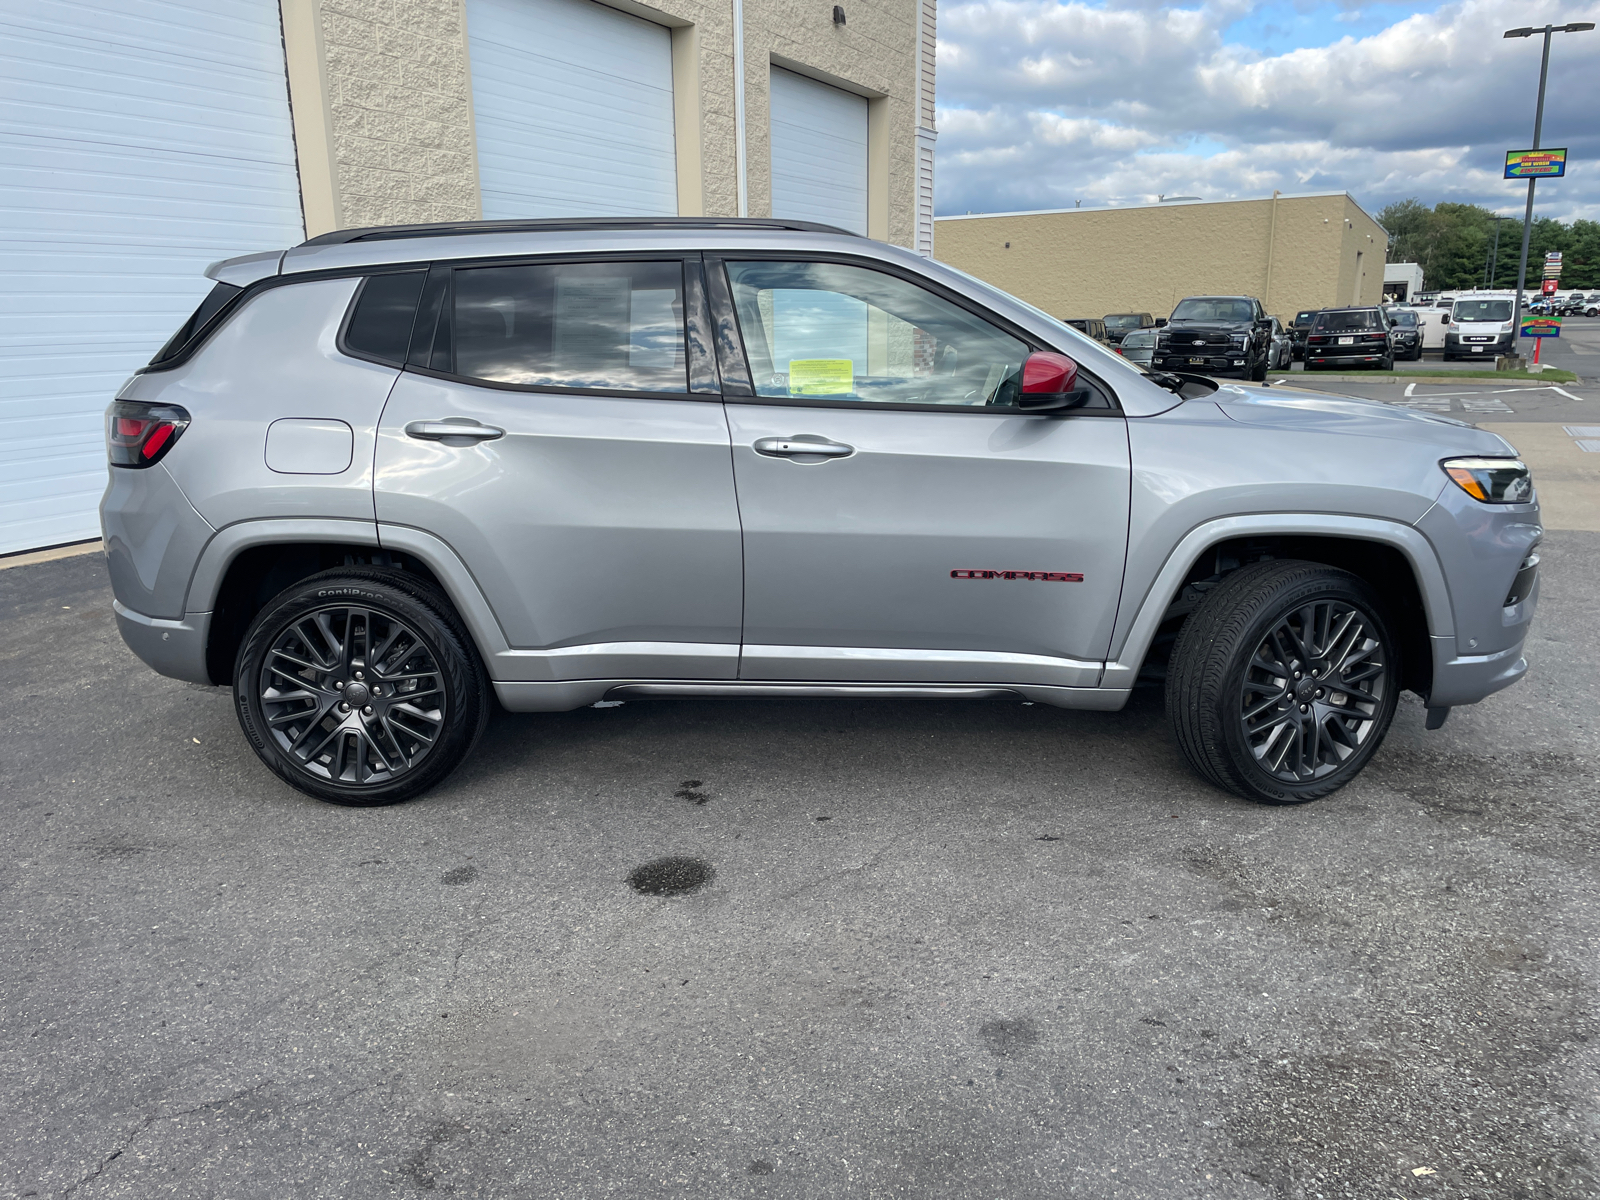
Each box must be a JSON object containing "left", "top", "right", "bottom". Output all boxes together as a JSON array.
[
  {"left": 1506, "top": 148, "right": 1568, "bottom": 178},
  {"left": 1521, "top": 317, "right": 1562, "bottom": 338}
]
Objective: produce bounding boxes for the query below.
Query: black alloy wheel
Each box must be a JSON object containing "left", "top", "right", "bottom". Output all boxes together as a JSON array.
[
  {"left": 1167, "top": 560, "right": 1400, "bottom": 804},
  {"left": 235, "top": 568, "right": 489, "bottom": 805}
]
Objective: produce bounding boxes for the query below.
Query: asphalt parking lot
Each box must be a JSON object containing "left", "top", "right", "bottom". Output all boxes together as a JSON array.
[{"left": 5, "top": 501, "right": 1600, "bottom": 1199}]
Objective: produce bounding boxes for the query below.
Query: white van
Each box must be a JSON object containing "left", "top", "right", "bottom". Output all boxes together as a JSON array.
[{"left": 1445, "top": 293, "right": 1517, "bottom": 361}]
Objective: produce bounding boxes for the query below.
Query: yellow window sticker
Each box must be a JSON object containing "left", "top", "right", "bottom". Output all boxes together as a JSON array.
[{"left": 787, "top": 359, "right": 854, "bottom": 396}]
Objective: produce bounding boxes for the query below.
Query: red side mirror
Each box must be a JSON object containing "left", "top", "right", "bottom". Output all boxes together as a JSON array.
[{"left": 1018, "top": 351, "right": 1086, "bottom": 411}]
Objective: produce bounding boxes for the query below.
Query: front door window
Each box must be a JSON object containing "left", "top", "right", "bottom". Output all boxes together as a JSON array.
[{"left": 724, "top": 260, "right": 1031, "bottom": 407}]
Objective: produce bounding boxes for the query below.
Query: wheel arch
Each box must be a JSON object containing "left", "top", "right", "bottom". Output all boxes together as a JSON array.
[
  {"left": 1107, "top": 515, "right": 1450, "bottom": 698},
  {"left": 191, "top": 520, "right": 508, "bottom": 686}
]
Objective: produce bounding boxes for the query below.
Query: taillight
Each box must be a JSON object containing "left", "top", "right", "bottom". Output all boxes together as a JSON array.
[{"left": 107, "top": 401, "right": 190, "bottom": 468}]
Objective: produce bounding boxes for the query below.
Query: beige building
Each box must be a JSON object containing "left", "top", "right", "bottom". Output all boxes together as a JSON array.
[
  {"left": 283, "top": 0, "right": 936, "bottom": 246},
  {"left": 934, "top": 192, "right": 1388, "bottom": 323},
  {"left": 4, "top": 0, "right": 935, "bottom": 555}
]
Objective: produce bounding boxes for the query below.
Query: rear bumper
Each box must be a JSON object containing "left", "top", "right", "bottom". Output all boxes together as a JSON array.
[{"left": 113, "top": 601, "right": 214, "bottom": 686}]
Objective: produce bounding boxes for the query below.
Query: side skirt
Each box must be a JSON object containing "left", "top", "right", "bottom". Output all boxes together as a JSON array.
[{"left": 492, "top": 679, "right": 1132, "bottom": 713}]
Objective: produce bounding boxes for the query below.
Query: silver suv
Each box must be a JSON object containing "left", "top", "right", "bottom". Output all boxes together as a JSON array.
[{"left": 102, "top": 218, "right": 1542, "bottom": 807}]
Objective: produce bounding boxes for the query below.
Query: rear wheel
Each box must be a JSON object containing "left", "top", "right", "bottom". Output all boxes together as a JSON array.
[
  {"left": 1379, "top": 352, "right": 1394, "bottom": 371},
  {"left": 234, "top": 568, "right": 490, "bottom": 806},
  {"left": 1167, "top": 560, "right": 1400, "bottom": 804}
]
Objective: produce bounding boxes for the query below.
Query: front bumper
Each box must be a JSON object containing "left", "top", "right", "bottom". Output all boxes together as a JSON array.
[
  {"left": 1445, "top": 332, "right": 1514, "bottom": 357},
  {"left": 1429, "top": 635, "right": 1529, "bottom": 707},
  {"left": 113, "top": 601, "right": 214, "bottom": 686},
  {"left": 1157, "top": 353, "right": 1249, "bottom": 375}
]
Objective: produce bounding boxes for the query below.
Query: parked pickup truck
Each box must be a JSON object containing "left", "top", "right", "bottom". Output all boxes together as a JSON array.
[{"left": 103, "top": 217, "right": 1541, "bottom": 808}]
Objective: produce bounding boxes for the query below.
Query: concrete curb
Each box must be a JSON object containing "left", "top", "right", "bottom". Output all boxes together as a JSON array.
[
  {"left": 1268, "top": 374, "right": 1581, "bottom": 387},
  {"left": 0, "top": 539, "right": 103, "bottom": 571}
]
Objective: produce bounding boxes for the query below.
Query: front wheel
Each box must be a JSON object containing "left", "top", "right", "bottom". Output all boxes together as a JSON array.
[
  {"left": 1166, "top": 560, "right": 1400, "bottom": 804},
  {"left": 1250, "top": 353, "right": 1268, "bottom": 382},
  {"left": 234, "top": 568, "right": 490, "bottom": 805}
]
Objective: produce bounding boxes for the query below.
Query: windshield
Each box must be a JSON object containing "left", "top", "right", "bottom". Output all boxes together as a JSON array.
[
  {"left": 1120, "top": 329, "right": 1157, "bottom": 347},
  {"left": 1314, "top": 309, "right": 1382, "bottom": 332},
  {"left": 1104, "top": 314, "right": 1143, "bottom": 330},
  {"left": 1294, "top": 311, "right": 1318, "bottom": 326},
  {"left": 1453, "top": 300, "right": 1513, "bottom": 322},
  {"left": 1171, "top": 298, "right": 1254, "bottom": 323},
  {"left": 1385, "top": 310, "right": 1419, "bottom": 327}
]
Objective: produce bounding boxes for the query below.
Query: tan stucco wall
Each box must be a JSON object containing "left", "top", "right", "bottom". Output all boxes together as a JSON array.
[
  {"left": 280, "top": 0, "right": 922, "bottom": 245},
  {"left": 932, "top": 193, "right": 1389, "bottom": 323}
]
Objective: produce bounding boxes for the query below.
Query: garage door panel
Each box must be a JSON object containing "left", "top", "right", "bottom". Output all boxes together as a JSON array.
[
  {"left": 468, "top": 0, "right": 677, "bottom": 220},
  {"left": 769, "top": 68, "right": 868, "bottom": 235},
  {"left": 0, "top": 0, "right": 303, "bottom": 554}
]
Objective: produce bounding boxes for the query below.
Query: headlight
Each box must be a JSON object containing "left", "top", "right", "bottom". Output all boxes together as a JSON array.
[
  {"left": 1230, "top": 332, "right": 1249, "bottom": 347},
  {"left": 1441, "top": 457, "right": 1533, "bottom": 504}
]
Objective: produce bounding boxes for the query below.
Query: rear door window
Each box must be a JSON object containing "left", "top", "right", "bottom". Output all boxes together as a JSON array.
[{"left": 448, "top": 260, "right": 687, "bottom": 393}]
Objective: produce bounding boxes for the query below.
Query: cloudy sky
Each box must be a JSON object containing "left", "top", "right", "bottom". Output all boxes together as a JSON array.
[{"left": 933, "top": 0, "right": 1600, "bottom": 222}]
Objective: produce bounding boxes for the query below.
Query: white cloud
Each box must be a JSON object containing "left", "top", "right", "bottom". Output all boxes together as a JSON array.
[{"left": 934, "top": 0, "right": 1600, "bottom": 221}]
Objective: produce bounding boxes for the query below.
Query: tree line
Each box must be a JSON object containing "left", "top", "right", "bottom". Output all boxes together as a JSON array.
[{"left": 1376, "top": 199, "right": 1600, "bottom": 291}]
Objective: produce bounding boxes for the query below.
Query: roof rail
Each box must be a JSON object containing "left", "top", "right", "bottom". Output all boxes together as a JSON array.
[{"left": 301, "top": 216, "right": 860, "bottom": 246}]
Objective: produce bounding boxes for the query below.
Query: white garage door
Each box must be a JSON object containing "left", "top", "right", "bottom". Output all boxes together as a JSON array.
[
  {"left": 468, "top": 0, "right": 677, "bottom": 219},
  {"left": 769, "top": 68, "right": 868, "bottom": 236},
  {"left": 0, "top": 1, "right": 305, "bottom": 556}
]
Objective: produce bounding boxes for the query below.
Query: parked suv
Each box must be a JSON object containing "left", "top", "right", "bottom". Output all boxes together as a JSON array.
[
  {"left": 1382, "top": 306, "right": 1424, "bottom": 360},
  {"left": 1154, "top": 296, "right": 1273, "bottom": 381},
  {"left": 104, "top": 218, "right": 1540, "bottom": 808},
  {"left": 1288, "top": 309, "right": 1320, "bottom": 361},
  {"left": 1304, "top": 307, "right": 1395, "bottom": 370},
  {"left": 1064, "top": 317, "right": 1110, "bottom": 344}
]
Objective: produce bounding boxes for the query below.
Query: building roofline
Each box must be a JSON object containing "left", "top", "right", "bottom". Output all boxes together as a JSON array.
[{"left": 936, "top": 191, "right": 1385, "bottom": 228}]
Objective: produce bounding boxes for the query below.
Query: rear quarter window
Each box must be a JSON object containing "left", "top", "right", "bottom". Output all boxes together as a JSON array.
[
  {"left": 147, "top": 281, "right": 242, "bottom": 367},
  {"left": 342, "top": 271, "right": 427, "bottom": 365}
]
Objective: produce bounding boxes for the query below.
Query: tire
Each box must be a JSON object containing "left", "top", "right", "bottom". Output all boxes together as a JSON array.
[
  {"left": 234, "top": 568, "right": 490, "bottom": 806},
  {"left": 1379, "top": 353, "right": 1394, "bottom": 371},
  {"left": 1166, "top": 560, "right": 1400, "bottom": 805},
  {"left": 1250, "top": 353, "right": 1268, "bottom": 383}
]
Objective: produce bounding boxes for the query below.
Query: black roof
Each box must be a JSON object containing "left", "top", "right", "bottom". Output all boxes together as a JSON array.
[{"left": 301, "top": 216, "right": 860, "bottom": 246}]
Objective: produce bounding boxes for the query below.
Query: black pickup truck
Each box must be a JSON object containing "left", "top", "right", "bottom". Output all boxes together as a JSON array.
[{"left": 1154, "top": 296, "right": 1274, "bottom": 381}]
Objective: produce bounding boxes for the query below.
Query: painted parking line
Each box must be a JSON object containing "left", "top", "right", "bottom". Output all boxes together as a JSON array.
[{"left": 1491, "top": 423, "right": 1600, "bottom": 532}]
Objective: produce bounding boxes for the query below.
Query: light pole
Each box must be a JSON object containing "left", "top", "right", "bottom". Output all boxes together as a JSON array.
[{"left": 1503, "top": 22, "right": 1594, "bottom": 359}]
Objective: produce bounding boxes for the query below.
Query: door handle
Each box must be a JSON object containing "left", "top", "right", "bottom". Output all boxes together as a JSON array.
[
  {"left": 752, "top": 436, "right": 854, "bottom": 459},
  {"left": 404, "top": 420, "right": 505, "bottom": 442}
]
